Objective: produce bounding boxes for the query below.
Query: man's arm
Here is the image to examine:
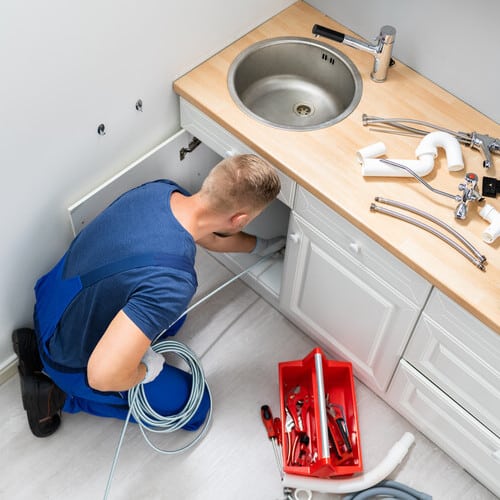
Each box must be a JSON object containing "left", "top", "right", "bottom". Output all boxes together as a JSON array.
[
  {"left": 197, "top": 231, "right": 257, "bottom": 253},
  {"left": 87, "top": 310, "right": 151, "bottom": 392}
]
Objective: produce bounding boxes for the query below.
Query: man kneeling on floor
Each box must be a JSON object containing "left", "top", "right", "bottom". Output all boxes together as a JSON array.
[{"left": 13, "top": 154, "right": 284, "bottom": 437}]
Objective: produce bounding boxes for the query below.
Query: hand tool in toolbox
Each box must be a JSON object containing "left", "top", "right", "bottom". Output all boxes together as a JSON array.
[
  {"left": 326, "top": 395, "right": 352, "bottom": 462},
  {"left": 261, "top": 404, "right": 283, "bottom": 480}
]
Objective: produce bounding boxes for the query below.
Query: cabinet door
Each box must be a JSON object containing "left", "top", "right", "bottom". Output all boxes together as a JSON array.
[
  {"left": 280, "top": 214, "right": 420, "bottom": 393},
  {"left": 68, "top": 129, "right": 220, "bottom": 235}
]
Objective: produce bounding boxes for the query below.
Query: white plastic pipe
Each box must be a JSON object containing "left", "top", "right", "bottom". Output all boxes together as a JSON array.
[
  {"left": 359, "top": 131, "right": 464, "bottom": 177},
  {"left": 479, "top": 204, "right": 500, "bottom": 244},
  {"left": 282, "top": 432, "right": 415, "bottom": 494},
  {"left": 362, "top": 154, "right": 434, "bottom": 177}
]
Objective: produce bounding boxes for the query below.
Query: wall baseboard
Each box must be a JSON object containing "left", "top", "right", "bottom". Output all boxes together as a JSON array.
[{"left": 0, "top": 354, "right": 17, "bottom": 385}]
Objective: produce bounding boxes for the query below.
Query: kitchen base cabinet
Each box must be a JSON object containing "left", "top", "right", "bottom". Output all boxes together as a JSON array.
[
  {"left": 176, "top": 96, "right": 498, "bottom": 495},
  {"left": 405, "top": 289, "right": 500, "bottom": 438},
  {"left": 279, "top": 187, "right": 431, "bottom": 393},
  {"left": 387, "top": 360, "right": 500, "bottom": 497},
  {"left": 280, "top": 212, "right": 423, "bottom": 394},
  {"left": 389, "top": 288, "right": 500, "bottom": 496}
]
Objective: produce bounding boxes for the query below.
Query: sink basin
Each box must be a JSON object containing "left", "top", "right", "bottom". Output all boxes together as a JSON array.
[{"left": 228, "top": 37, "right": 362, "bottom": 130}]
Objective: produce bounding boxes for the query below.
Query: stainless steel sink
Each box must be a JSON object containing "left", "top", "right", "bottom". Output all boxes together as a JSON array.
[{"left": 228, "top": 37, "right": 362, "bottom": 130}]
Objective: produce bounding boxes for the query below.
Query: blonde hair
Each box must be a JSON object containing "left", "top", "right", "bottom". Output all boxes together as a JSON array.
[{"left": 199, "top": 154, "right": 281, "bottom": 213}]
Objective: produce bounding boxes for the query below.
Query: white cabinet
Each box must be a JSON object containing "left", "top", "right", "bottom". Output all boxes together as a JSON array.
[
  {"left": 176, "top": 97, "right": 499, "bottom": 494},
  {"left": 280, "top": 188, "right": 432, "bottom": 393},
  {"left": 388, "top": 360, "right": 500, "bottom": 496},
  {"left": 388, "top": 289, "right": 500, "bottom": 496},
  {"left": 405, "top": 289, "right": 500, "bottom": 436}
]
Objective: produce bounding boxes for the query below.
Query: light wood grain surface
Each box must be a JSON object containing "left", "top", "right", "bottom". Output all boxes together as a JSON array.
[{"left": 174, "top": 2, "right": 500, "bottom": 333}]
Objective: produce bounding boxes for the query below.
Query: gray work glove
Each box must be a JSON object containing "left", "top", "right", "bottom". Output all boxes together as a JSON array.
[
  {"left": 251, "top": 236, "right": 286, "bottom": 257},
  {"left": 141, "top": 347, "right": 165, "bottom": 384}
]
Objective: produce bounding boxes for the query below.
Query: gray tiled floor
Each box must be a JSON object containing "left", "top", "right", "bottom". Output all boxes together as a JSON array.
[{"left": 0, "top": 250, "right": 496, "bottom": 499}]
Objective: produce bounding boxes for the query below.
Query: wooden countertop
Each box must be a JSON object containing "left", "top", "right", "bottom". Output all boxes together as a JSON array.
[{"left": 174, "top": 1, "right": 500, "bottom": 333}]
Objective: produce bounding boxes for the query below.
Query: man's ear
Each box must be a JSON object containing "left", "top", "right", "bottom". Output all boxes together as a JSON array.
[{"left": 230, "top": 212, "right": 250, "bottom": 230}]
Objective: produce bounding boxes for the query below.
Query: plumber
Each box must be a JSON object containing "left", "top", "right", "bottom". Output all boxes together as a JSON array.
[{"left": 12, "top": 154, "right": 284, "bottom": 437}]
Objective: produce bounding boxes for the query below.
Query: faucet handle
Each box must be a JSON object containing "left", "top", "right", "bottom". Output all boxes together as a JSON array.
[
  {"left": 378, "top": 25, "right": 396, "bottom": 44},
  {"left": 312, "top": 24, "right": 345, "bottom": 43}
]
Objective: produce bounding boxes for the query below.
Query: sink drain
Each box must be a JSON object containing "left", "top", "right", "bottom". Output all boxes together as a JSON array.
[{"left": 293, "top": 102, "right": 314, "bottom": 117}]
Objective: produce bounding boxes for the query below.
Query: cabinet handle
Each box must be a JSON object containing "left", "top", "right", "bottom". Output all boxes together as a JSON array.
[
  {"left": 289, "top": 233, "right": 301, "bottom": 244},
  {"left": 492, "top": 450, "right": 500, "bottom": 463},
  {"left": 349, "top": 242, "right": 361, "bottom": 254}
]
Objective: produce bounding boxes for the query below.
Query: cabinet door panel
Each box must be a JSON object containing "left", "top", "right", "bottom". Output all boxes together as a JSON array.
[
  {"left": 281, "top": 214, "right": 420, "bottom": 392},
  {"left": 294, "top": 187, "right": 431, "bottom": 307},
  {"left": 68, "top": 130, "right": 220, "bottom": 235}
]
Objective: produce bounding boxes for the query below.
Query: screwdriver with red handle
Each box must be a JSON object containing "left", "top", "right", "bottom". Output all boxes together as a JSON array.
[{"left": 261, "top": 405, "right": 283, "bottom": 479}]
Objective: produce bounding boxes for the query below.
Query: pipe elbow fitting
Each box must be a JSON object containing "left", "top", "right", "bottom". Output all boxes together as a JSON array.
[
  {"left": 415, "top": 131, "right": 464, "bottom": 172},
  {"left": 479, "top": 204, "right": 500, "bottom": 244}
]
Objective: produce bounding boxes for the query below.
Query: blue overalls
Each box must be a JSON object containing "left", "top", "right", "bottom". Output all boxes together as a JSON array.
[{"left": 33, "top": 251, "right": 210, "bottom": 430}]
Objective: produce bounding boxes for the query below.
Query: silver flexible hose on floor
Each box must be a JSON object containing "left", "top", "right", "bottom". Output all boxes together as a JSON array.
[{"left": 343, "top": 479, "right": 432, "bottom": 500}]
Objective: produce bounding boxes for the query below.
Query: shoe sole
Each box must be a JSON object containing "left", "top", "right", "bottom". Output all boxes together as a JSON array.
[{"left": 19, "top": 372, "right": 61, "bottom": 438}]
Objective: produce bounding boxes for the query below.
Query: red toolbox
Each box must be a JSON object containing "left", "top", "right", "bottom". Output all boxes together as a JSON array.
[{"left": 279, "top": 347, "right": 363, "bottom": 478}]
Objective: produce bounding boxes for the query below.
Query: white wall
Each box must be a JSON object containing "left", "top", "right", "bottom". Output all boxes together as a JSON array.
[
  {"left": 0, "top": 0, "right": 294, "bottom": 368},
  {"left": 307, "top": 0, "right": 500, "bottom": 123}
]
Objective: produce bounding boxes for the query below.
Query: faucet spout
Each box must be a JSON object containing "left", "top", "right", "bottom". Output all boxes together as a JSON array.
[{"left": 312, "top": 24, "right": 396, "bottom": 82}]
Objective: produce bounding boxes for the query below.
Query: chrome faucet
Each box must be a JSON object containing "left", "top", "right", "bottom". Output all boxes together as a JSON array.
[
  {"left": 312, "top": 24, "right": 396, "bottom": 82},
  {"left": 455, "top": 173, "right": 483, "bottom": 220}
]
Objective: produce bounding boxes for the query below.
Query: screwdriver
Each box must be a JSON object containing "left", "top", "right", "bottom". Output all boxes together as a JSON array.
[{"left": 261, "top": 405, "right": 283, "bottom": 479}]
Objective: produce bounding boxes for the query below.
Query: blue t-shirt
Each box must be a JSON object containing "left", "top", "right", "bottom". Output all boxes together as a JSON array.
[{"left": 48, "top": 180, "right": 197, "bottom": 369}]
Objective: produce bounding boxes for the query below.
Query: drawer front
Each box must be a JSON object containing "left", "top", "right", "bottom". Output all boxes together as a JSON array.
[
  {"left": 388, "top": 360, "right": 500, "bottom": 496},
  {"left": 294, "top": 187, "right": 431, "bottom": 306},
  {"left": 405, "top": 289, "right": 500, "bottom": 436},
  {"left": 180, "top": 98, "right": 296, "bottom": 208}
]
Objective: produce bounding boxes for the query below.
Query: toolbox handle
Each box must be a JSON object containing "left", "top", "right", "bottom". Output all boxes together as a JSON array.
[{"left": 314, "top": 352, "right": 330, "bottom": 459}]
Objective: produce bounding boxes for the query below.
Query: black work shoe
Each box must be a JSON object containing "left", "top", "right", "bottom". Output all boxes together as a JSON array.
[
  {"left": 19, "top": 372, "right": 66, "bottom": 438},
  {"left": 12, "top": 328, "right": 43, "bottom": 376}
]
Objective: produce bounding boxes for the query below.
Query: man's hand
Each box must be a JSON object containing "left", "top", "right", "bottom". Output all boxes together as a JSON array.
[
  {"left": 197, "top": 231, "right": 257, "bottom": 253},
  {"left": 141, "top": 347, "right": 165, "bottom": 384},
  {"left": 251, "top": 236, "right": 286, "bottom": 256}
]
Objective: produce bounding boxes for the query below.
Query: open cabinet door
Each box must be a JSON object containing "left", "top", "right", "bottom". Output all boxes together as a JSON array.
[
  {"left": 68, "top": 129, "right": 220, "bottom": 235},
  {"left": 68, "top": 129, "right": 290, "bottom": 308}
]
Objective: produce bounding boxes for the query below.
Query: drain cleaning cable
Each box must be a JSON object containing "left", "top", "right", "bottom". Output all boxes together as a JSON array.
[
  {"left": 343, "top": 480, "right": 432, "bottom": 500},
  {"left": 103, "top": 250, "right": 282, "bottom": 499}
]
